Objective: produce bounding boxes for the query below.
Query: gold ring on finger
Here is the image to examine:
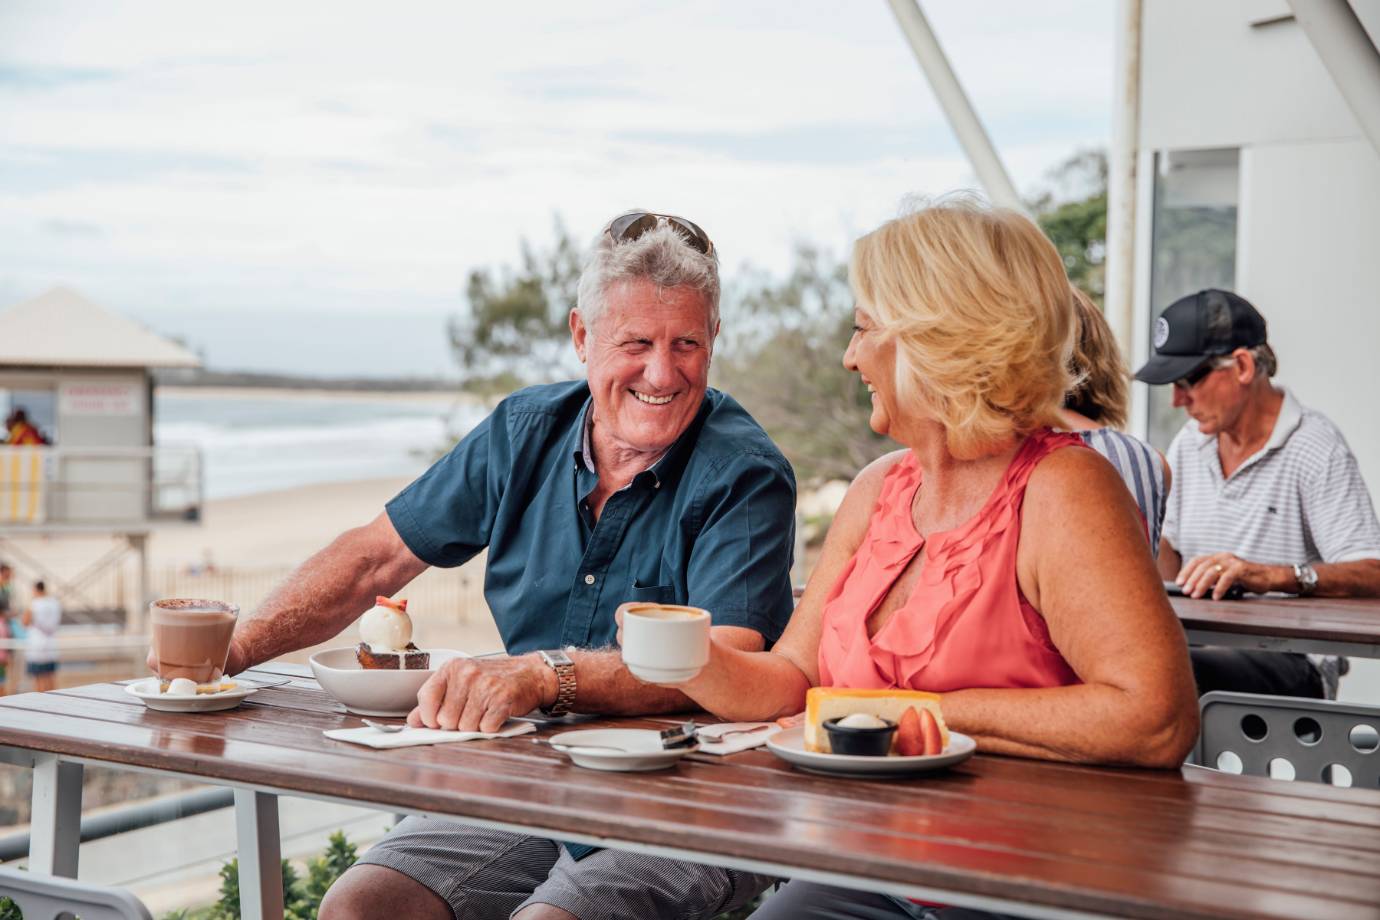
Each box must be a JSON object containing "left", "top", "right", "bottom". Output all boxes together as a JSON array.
[{"left": 1214, "top": 563, "right": 1224, "bottom": 574}]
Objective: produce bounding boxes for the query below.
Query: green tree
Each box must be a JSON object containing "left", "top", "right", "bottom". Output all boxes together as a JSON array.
[
  {"left": 448, "top": 216, "right": 584, "bottom": 393},
  {"left": 208, "top": 855, "right": 307, "bottom": 920},
  {"left": 291, "top": 831, "right": 359, "bottom": 920},
  {"left": 1029, "top": 148, "right": 1108, "bottom": 303},
  {"left": 714, "top": 246, "right": 888, "bottom": 484}
]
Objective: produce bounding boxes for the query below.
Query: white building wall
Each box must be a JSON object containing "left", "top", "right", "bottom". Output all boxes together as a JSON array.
[{"left": 1237, "top": 139, "right": 1380, "bottom": 492}]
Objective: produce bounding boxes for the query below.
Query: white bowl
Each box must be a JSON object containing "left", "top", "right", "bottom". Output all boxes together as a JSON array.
[{"left": 308, "top": 647, "right": 465, "bottom": 717}]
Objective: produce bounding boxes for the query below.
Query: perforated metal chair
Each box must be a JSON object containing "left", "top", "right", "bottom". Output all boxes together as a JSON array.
[
  {"left": 0, "top": 866, "right": 153, "bottom": 920},
  {"left": 1195, "top": 691, "right": 1380, "bottom": 788}
]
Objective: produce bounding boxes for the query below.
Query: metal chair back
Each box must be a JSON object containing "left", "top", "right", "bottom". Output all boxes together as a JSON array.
[
  {"left": 1195, "top": 691, "right": 1380, "bottom": 787},
  {"left": 0, "top": 866, "right": 153, "bottom": 920}
]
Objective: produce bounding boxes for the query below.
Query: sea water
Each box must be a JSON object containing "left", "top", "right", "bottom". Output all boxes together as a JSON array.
[{"left": 154, "top": 391, "right": 485, "bottom": 499}]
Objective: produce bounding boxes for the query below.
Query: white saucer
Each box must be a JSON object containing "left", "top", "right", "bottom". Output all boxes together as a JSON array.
[
  {"left": 766, "top": 725, "right": 976, "bottom": 778},
  {"left": 547, "top": 729, "right": 697, "bottom": 772},
  {"left": 124, "top": 677, "right": 264, "bottom": 713}
]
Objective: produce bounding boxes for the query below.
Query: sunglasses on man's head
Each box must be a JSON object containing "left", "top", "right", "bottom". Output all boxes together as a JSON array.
[{"left": 606, "top": 211, "right": 714, "bottom": 256}]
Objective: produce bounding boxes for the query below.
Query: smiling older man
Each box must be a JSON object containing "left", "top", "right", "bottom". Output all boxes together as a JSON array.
[{"left": 221, "top": 212, "right": 794, "bottom": 920}]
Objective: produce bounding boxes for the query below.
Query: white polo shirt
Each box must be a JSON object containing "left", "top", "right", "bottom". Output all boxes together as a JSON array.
[{"left": 1163, "top": 387, "right": 1380, "bottom": 566}]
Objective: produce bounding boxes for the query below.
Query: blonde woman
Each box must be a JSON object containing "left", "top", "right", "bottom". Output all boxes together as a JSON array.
[
  {"left": 635, "top": 199, "right": 1199, "bottom": 920},
  {"left": 1062, "top": 287, "right": 1171, "bottom": 553}
]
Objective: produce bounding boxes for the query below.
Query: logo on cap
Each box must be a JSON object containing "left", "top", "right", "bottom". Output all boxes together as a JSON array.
[{"left": 1153, "top": 317, "right": 1170, "bottom": 349}]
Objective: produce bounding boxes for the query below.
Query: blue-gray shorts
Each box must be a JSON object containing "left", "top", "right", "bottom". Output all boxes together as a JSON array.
[{"left": 357, "top": 816, "right": 774, "bottom": 920}]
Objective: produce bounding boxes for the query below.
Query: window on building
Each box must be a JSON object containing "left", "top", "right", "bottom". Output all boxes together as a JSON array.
[{"left": 1147, "top": 147, "right": 1240, "bottom": 449}]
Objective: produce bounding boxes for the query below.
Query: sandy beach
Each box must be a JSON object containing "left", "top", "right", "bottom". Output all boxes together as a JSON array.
[{"left": 3, "top": 475, "right": 505, "bottom": 665}]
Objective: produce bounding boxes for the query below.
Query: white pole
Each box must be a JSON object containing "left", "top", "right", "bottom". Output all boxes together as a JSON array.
[
  {"left": 1105, "top": 0, "right": 1144, "bottom": 362},
  {"left": 886, "top": 0, "right": 1026, "bottom": 213},
  {"left": 1286, "top": 0, "right": 1380, "bottom": 157}
]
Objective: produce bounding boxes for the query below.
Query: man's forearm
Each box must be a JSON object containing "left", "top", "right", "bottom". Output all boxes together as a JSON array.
[
  {"left": 1313, "top": 559, "right": 1380, "bottom": 598},
  {"left": 235, "top": 524, "right": 424, "bottom": 669},
  {"left": 562, "top": 649, "right": 702, "bottom": 715}
]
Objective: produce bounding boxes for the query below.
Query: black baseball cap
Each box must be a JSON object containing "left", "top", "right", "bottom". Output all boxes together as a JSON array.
[{"left": 1133, "top": 289, "right": 1268, "bottom": 385}]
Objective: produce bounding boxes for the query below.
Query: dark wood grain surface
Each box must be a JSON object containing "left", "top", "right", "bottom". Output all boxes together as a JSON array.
[
  {"left": 1171, "top": 595, "right": 1380, "bottom": 646},
  {"left": 3, "top": 665, "right": 1379, "bottom": 920}
]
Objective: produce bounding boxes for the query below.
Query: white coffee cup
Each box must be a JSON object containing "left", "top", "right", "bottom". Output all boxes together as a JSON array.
[{"left": 618, "top": 602, "right": 711, "bottom": 684}]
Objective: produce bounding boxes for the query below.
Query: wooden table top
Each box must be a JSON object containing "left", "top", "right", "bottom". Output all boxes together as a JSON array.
[
  {"left": 3, "top": 663, "right": 1380, "bottom": 920},
  {"left": 1171, "top": 594, "right": 1380, "bottom": 652}
]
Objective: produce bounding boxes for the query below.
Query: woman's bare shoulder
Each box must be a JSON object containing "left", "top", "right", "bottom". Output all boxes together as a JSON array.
[
  {"left": 1024, "top": 441, "right": 1141, "bottom": 527},
  {"left": 826, "top": 449, "right": 909, "bottom": 544}
]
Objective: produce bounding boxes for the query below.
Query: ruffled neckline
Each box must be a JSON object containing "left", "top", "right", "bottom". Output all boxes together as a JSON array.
[{"left": 837, "top": 429, "right": 1081, "bottom": 686}]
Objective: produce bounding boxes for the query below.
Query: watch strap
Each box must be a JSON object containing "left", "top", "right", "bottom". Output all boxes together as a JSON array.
[
  {"left": 1294, "top": 563, "right": 1319, "bottom": 596},
  {"left": 538, "top": 650, "right": 577, "bottom": 717}
]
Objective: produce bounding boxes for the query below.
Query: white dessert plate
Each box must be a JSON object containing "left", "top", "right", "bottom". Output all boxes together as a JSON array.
[
  {"left": 547, "top": 729, "right": 697, "bottom": 772},
  {"left": 766, "top": 725, "right": 976, "bottom": 778},
  {"left": 124, "top": 677, "right": 266, "bottom": 713},
  {"left": 309, "top": 647, "right": 467, "bottom": 717}
]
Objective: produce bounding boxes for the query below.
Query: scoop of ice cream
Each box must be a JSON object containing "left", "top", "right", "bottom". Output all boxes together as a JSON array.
[
  {"left": 359, "top": 597, "right": 412, "bottom": 651},
  {"left": 166, "top": 677, "right": 198, "bottom": 696},
  {"left": 836, "top": 713, "right": 889, "bottom": 729}
]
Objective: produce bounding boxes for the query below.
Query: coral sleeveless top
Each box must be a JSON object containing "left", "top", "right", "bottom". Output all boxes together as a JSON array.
[{"left": 818, "top": 429, "right": 1085, "bottom": 692}]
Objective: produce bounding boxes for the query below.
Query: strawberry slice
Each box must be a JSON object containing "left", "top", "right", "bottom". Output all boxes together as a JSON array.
[
  {"left": 375, "top": 596, "right": 408, "bottom": 614},
  {"left": 895, "top": 707, "right": 924, "bottom": 757},
  {"left": 920, "top": 708, "right": 943, "bottom": 756}
]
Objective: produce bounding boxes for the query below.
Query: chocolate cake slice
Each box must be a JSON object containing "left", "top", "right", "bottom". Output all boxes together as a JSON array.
[{"left": 355, "top": 642, "right": 430, "bottom": 670}]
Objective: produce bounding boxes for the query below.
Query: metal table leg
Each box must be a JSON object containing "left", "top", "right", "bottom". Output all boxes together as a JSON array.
[
  {"left": 28, "top": 754, "right": 83, "bottom": 877},
  {"left": 234, "top": 789, "right": 283, "bottom": 920}
]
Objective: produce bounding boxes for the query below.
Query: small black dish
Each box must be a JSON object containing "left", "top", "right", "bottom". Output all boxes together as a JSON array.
[{"left": 822, "top": 717, "right": 896, "bottom": 756}]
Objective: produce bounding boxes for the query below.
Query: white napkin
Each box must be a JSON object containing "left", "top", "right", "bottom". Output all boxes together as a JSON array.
[
  {"left": 324, "top": 720, "right": 536, "bottom": 749},
  {"left": 694, "top": 722, "right": 781, "bottom": 756}
]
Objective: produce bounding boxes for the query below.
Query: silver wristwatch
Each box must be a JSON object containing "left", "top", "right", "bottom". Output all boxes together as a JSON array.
[
  {"left": 1293, "top": 563, "right": 1319, "bottom": 596},
  {"left": 537, "top": 649, "right": 577, "bottom": 717}
]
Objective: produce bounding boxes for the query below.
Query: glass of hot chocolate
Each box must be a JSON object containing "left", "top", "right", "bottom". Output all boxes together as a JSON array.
[{"left": 150, "top": 599, "right": 239, "bottom": 688}]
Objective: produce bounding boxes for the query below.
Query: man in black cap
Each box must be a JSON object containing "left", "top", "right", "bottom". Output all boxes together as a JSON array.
[{"left": 1137, "top": 289, "right": 1380, "bottom": 698}]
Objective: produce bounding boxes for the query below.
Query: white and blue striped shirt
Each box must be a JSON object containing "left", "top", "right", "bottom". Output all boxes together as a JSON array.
[
  {"left": 1080, "top": 428, "right": 1166, "bottom": 554},
  {"left": 1162, "top": 388, "right": 1380, "bottom": 566}
]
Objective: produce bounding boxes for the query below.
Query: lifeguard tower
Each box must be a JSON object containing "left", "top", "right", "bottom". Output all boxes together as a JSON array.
[{"left": 0, "top": 286, "right": 203, "bottom": 628}]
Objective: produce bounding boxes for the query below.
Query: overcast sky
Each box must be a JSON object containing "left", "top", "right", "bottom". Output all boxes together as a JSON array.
[{"left": 0, "top": 1, "right": 1113, "bottom": 374}]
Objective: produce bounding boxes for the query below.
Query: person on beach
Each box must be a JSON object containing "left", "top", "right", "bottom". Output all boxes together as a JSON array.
[
  {"left": 23, "top": 581, "right": 61, "bottom": 692},
  {"left": 217, "top": 211, "right": 795, "bottom": 920},
  {"left": 0, "top": 563, "right": 12, "bottom": 694},
  {"left": 1135, "top": 289, "right": 1380, "bottom": 699},
  {"left": 4, "top": 408, "right": 48, "bottom": 446},
  {"left": 643, "top": 199, "right": 1199, "bottom": 920},
  {"left": 1060, "top": 286, "right": 1170, "bottom": 553}
]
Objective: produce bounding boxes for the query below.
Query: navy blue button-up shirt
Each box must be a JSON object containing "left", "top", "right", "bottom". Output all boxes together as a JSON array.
[{"left": 386, "top": 381, "right": 797, "bottom": 653}]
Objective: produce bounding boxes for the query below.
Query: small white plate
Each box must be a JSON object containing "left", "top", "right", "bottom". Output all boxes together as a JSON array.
[
  {"left": 547, "top": 729, "right": 697, "bottom": 772},
  {"left": 766, "top": 725, "right": 976, "bottom": 778},
  {"left": 124, "top": 678, "right": 264, "bottom": 713}
]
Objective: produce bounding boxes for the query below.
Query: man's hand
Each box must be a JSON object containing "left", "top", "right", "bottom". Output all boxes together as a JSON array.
[
  {"left": 408, "top": 655, "right": 555, "bottom": 732},
  {"left": 1177, "top": 552, "right": 1285, "bottom": 599}
]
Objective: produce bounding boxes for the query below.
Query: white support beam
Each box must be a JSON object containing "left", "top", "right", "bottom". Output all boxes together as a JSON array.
[
  {"left": 886, "top": 0, "right": 1027, "bottom": 212},
  {"left": 1286, "top": 0, "right": 1380, "bottom": 156},
  {"left": 1105, "top": 0, "right": 1144, "bottom": 362},
  {"left": 234, "top": 789, "right": 283, "bottom": 920},
  {"left": 28, "top": 755, "right": 83, "bottom": 878}
]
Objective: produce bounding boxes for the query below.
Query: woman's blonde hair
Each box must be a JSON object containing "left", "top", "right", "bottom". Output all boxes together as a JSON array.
[
  {"left": 849, "top": 196, "right": 1076, "bottom": 459},
  {"left": 1065, "top": 286, "right": 1130, "bottom": 429}
]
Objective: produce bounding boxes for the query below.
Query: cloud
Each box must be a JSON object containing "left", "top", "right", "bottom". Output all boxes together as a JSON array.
[
  {"left": 0, "top": 0, "right": 1113, "bottom": 368},
  {"left": 41, "top": 218, "right": 104, "bottom": 238},
  {"left": 0, "top": 65, "right": 119, "bottom": 90}
]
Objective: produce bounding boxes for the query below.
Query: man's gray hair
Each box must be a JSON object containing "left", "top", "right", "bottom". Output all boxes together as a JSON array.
[
  {"left": 576, "top": 221, "right": 720, "bottom": 334},
  {"left": 1215, "top": 343, "right": 1278, "bottom": 379}
]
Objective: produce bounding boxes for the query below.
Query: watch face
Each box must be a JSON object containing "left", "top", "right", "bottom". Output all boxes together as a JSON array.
[{"left": 542, "top": 649, "right": 573, "bottom": 667}]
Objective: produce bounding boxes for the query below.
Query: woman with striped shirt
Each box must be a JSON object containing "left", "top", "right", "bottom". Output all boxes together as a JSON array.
[{"left": 1060, "top": 287, "right": 1170, "bottom": 555}]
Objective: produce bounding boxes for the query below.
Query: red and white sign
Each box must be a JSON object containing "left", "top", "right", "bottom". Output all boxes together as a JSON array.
[{"left": 59, "top": 381, "right": 142, "bottom": 416}]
